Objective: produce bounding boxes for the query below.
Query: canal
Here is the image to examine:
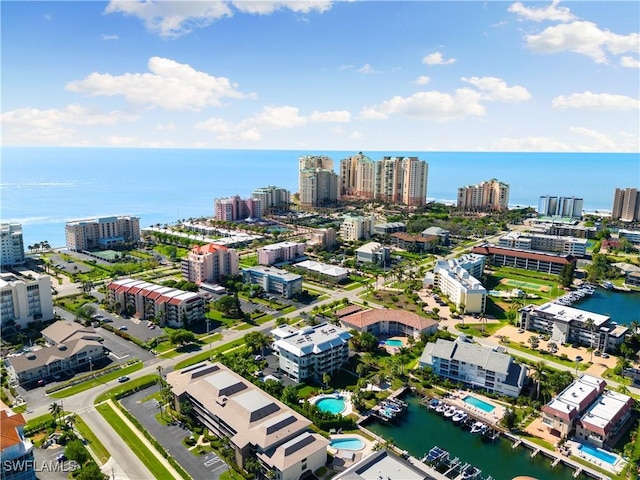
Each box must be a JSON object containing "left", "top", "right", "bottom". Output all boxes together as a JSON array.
[
  {"left": 366, "top": 395, "right": 587, "bottom": 480},
  {"left": 573, "top": 288, "right": 640, "bottom": 325}
]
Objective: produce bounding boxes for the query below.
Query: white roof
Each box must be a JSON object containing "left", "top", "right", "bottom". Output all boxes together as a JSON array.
[
  {"left": 294, "top": 260, "right": 348, "bottom": 278},
  {"left": 273, "top": 323, "right": 351, "bottom": 357},
  {"left": 535, "top": 303, "right": 610, "bottom": 327}
]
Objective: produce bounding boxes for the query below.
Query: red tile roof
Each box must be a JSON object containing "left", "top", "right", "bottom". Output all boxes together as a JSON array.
[
  {"left": 193, "top": 243, "right": 228, "bottom": 254},
  {"left": 0, "top": 410, "right": 26, "bottom": 450},
  {"left": 471, "top": 245, "right": 575, "bottom": 264},
  {"left": 341, "top": 308, "right": 438, "bottom": 331}
]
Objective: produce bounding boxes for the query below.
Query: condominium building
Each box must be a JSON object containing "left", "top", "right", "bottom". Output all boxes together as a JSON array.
[
  {"left": 374, "top": 156, "right": 428, "bottom": 207},
  {"left": 334, "top": 448, "right": 446, "bottom": 480},
  {"left": 538, "top": 196, "right": 583, "bottom": 219},
  {"left": 65, "top": 215, "right": 140, "bottom": 251},
  {"left": 471, "top": 244, "right": 576, "bottom": 275},
  {"left": 308, "top": 228, "right": 336, "bottom": 249},
  {"left": 541, "top": 375, "right": 633, "bottom": 447},
  {"left": 0, "top": 273, "right": 54, "bottom": 329},
  {"left": 166, "top": 362, "right": 329, "bottom": 480},
  {"left": 0, "top": 223, "right": 25, "bottom": 267},
  {"left": 519, "top": 302, "right": 627, "bottom": 353},
  {"left": 422, "top": 226, "right": 450, "bottom": 246},
  {"left": 618, "top": 228, "right": 640, "bottom": 245},
  {"left": 355, "top": 242, "right": 390, "bottom": 265},
  {"left": 373, "top": 222, "right": 406, "bottom": 235},
  {"left": 293, "top": 260, "right": 349, "bottom": 282},
  {"left": 0, "top": 409, "right": 36, "bottom": 480},
  {"left": 214, "top": 195, "right": 262, "bottom": 221},
  {"left": 181, "top": 244, "right": 239, "bottom": 284},
  {"left": 299, "top": 155, "right": 339, "bottom": 208},
  {"left": 456, "top": 179, "right": 509, "bottom": 211},
  {"left": 419, "top": 338, "right": 527, "bottom": 397},
  {"left": 257, "top": 242, "right": 306, "bottom": 266},
  {"left": 107, "top": 278, "right": 204, "bottom": 327},
  {"left": 498, "top": 231, "right": 588, "bottom": 257},
  {"left": 339, "top": 152, "right": 376, "bottom": 198},
  {"left": 271, "top": 323, "right": 351, "bottom": 382},
  {"left": 252, "top": 185, "right": 291, "bottom": 213},
  {"left": 340, "top": 308, "right": 439, "bottom": 339},
  {"left": 430, "top": 256, "right": 487, "bottom": 313},
  {"left": 242, "top": 266, "right": 302, "bottom": 299},
  {"left": 391, "top": 232, "right": 437, "bottom": 253},
  {"left": 339, "top": 215, "right": 375, "bottom": 242},
  {"left": 612, "top": 187, "right": 640, "bottom": 222}
]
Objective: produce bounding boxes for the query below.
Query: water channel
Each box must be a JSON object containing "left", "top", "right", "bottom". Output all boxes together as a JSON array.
[
  {"left": 573, "top": 288, "right": 640, "bottom": 325},
  {"left": 366, "top": 395, "right": 588, "bottom": 480}
]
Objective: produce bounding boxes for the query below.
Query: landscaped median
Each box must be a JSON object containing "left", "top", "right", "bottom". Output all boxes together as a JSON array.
[
  {"left": 173, "top": 338, "right": 247, "bottom": 370},
  {"left": 48, "top": 360, "right": 143, "bottom": 399}
]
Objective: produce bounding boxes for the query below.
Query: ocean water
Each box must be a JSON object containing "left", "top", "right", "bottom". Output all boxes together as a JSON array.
[{"left": 1, "top": 147, "right": 637, "bottom": 248}]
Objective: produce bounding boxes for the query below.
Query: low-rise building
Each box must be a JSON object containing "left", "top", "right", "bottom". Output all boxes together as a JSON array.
[
  {"left": 471, "top": 244, "right": 576, "bottom": 275},
  {"left": 340, "top": 308, "right": 438, "bottom": 339},
  {"left": 107, "top": 278, "right": 204, "bottom": 327},
  {"left": 390, "top": 232, "right": 437, "bottom": 252},
  {"left": 625, "top": 271, "right": 640, "bottom": 287},
  {"left": 355, "top": 242, "right": 390, "bottom": 265},
  {"left": 258, "top": 242, "right": 306, "bottom": 266},
  {"left": 618, "top": 229, "right": 640, "bottom": 245},
  {"left": 293, "top": 260, "right": 349, "bottom": 282},
  {"left": 419, "top": 338, "right": 527, "bottom": 397},
  {"left": 0, "top": 409, "right": 36, "bottom": 480},
  {"left": 167, "top": 362, "right": 328, "bottom": 480},
  {"left": 242, "top": 266, "right": 302, "bottom": 299},
  {"left": 271, "top": 323, "right": 351, "bottom": 382},
  {"left": 181, "top": 244, "right": 239, "bottom": 285},
  {"left": 41, "top": 321, "right": 102, "bottom": 346},
  {"left": 498, "top": 231, "right": 588, "bottom": 257},
  {"left": 519, "top": 302, "right": 627, "bottom": 353},
  {"left": 421, "top": 226, "right": 450, "bottom": 246},
  {"left": 333, "top": 448, "right": 447, "bottom": 480},
  {"left": 373, "top": 222, "right": 406, "bottom": 235},
  {"left": 0, "top": 273, "right": 54, "bottom": 330}
]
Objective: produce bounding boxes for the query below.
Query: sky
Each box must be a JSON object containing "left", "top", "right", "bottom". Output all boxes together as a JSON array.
[{"left": 1, "top": 1, "right": 639, "bottom": 152}]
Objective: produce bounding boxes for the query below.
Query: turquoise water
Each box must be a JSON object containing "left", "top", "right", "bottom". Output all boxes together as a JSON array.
[
  {"left": 315, "top": 397, "right": 346, "bottom": 414},
  {"left": 329, "top": 438, "right": 365, "bottom": 451},
  {"left": 574, "top": 288, "right": 640, "bottom": 326},
  {"left": 463, "top": 395, "right": 496, "bottom": 413},
  {"left": 385, "top": 339, "right": 404, "bottom": 347},
  {"left": 367, "top": 395, "right": 585, "bottom": 480},
  {"left": 578, "top": 444, "right": 617, "bottom": 465}
]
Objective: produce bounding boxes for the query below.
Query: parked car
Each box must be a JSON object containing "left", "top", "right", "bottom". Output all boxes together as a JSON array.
[
  {"left": 118, "top": 326, "right": 128, "bottom": 330},
  {"left": 118, "top": 376, "right": 129, "bottom": 383},
  {"left": 602, "top": 353, "right": 610, "bottom": 359},
  {"left": 575, "top": 356, "right": 584, "bottom": 362},
  {"left": 56, "top": 454, "right": 67, "bottom": 463}
]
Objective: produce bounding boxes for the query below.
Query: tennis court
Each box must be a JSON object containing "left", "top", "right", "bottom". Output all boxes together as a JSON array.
[{"left": 500, "top": 278, "right": 548, "bottom": 292}]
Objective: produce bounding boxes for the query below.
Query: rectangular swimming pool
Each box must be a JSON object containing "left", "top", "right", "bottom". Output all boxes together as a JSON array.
[
  {"left": 578, "top": 444, "right": 617, "bottom": 465},
  {"left": 462, "top": 395, "right": 495, "bottom": 413}
]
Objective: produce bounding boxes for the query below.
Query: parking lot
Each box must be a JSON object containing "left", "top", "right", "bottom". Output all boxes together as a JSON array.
[
  {"left": 32, "top": 441, "right": 80, "bottom": 480},
  {"left": 120, "top": 387, "right": 230, "bottom": 480}
]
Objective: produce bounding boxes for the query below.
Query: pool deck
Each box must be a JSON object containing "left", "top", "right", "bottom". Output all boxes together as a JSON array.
[
  {"left": 328, "top": 433, "right": 376, "bottom": 469},
  {"left": 441, "top": 389, "right": 506, "bottom": 426},
  {"left": 310, "top": 391, "right": 354, "bottom": 417}
]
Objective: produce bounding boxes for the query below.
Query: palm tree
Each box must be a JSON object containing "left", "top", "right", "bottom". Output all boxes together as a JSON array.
[
  {"left": 322, "top": 372, "right": 331, "bottom": 389},
  {"left": 585, "top": 317, "right": 595, "bottom": 352},
  {"left": 49, "top": 402, "right": 62, "bottom": 425},
  {"left": 479, "top": 312, "right": 487, "bottom": 336},
  {"left": 531, "top": 361, "right": 546, "bottom": 400}
]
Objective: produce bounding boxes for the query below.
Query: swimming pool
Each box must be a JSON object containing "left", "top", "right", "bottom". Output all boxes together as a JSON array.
[
  {"left": 329, "top": 437, "right": 365, "bottom": 451},
  {"left": 315, "top": 396, "right": 346, "bottom": 414},
  {"left": 463, "top": 395, "right": 495, "bottom": 413},
  {"left": 578, "top": 444, "right": 617, "bottom": 465},
  {"left": 384, "top": 339, "right": 404, "bottom": 347}
]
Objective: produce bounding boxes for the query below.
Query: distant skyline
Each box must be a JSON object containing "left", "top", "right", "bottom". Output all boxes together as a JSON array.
[{"left": 1, "top": 1, "right": 639, "bottom": 152}]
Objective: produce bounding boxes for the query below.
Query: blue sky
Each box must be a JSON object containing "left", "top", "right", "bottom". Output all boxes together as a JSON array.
[{"left": 2, "top": 1, "right": 639, "bottom": 151}]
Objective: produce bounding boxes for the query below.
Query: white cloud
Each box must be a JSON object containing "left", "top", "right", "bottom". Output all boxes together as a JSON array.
[
  {"left": 357, "top": 64, "right": 375, "bottom": 74},
  {"left": 414, "top": 76, "right": 431, "bottom": 85},
  {"left": 65, "top": 57, "right": 255, "bottom": 111},
  {"left": 569, "top": 126, "right": 616, "bottom": 149},
  {"left": 156, "top": 122, "right": 176, "bottom": 131},
  {"left": 348, "top": 131, "right": 363, "bottom": 140},
  {"left": 621, "top": 56, "right": 640, "bottom": 68},
  {"left": 507, "top": 0, "right": 575, "bottom": 23},
  {"left": 552, "top": 91, "right": 640, "bottom": 110},
  {"left": 195, "top": 105, "right": 350, "bottom": 140},
  {"left": 422, "top": 52, "right": 456, "bottom": 66},
  {"left": 493, "top": 128, "right": 638, "bottom": 152},
  {"left": 102, "top": 34, "right": 119, "bottom": 41},
  {"left": 461, "top": 76, "right": 531, "bottom": 102},
  {"left": 43, "top": 14, "right": 52, "bottom": 21},
  {"left": 0, "top": 104, "right": 139, "bottom": 129},
  {"left": 525, "top": 21, "right": 640, "bottom": 64},
  {"left": 493, "top": 136, "right": 573, "bottom": 151},
  {"left": 231, "top": 1, "right": 332, "bottom": 15}
]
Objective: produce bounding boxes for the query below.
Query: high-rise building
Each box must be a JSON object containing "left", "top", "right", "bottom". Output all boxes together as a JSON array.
[
  {"left": 0, "top": 273, "right": 54, "bottom": 329},
  {"left": 457, "top": 179, "right": 509, "bottom": 211},
  {"left": 181, "top": 244, "right": 239, "bottom": 284},
  {"left": 374, "top": 156, "right": 428, "bottom": 206},
  {"left": 298, "top": 155, "right": 339, "bottom": 208},
  {"left": 0, "top": 223, "right": 25, "bottom": 267},
  {"left": 339, "top": 152, "right": 376, "bottom": 199},
  {"left": 65, "top": 216, "right": 140, "bottom": 251},
  {"left": 612, "top": 188, "right": 640, "bottom": 222},
  {"left": 251, "top": 186, "right": 291, "bottom": 213},
  {"left": 538, "top": 196, "right": 583, "bottom": 218},
  {"left": 214, "top": 195, "right": 262, "bottom": 221}
]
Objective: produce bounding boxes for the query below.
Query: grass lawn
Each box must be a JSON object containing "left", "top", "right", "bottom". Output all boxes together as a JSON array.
[
  {"left": 158, "top": 350, "right": 181, "bottom": 359},
  {"left": 74, "top": 415, "right": 110, "bottom": 464},
  {"left": 96, "top": 402, "right": 176, "bottom": 479},
  {"left": 174, "top": 338, "right": 246, "bottom": 370},
  {"left": 50, "top": 361, "right": 144, "bottom": 399},
  {"left": 94, "top": 374, "right": 159, "bottom": 404},
  {"left": 343, "top": 282, "right": 364, "bottom": 291},
  {"left": 506, "top": 343, "right": 590, "bottom": 371}
]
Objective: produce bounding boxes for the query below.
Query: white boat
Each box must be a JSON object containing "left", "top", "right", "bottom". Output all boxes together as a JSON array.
[
  {"left": 382, "top": 402, "right": 402, "bottom": 413},
  {"left": 452, "top": 410, "right": 467, "bottom": 423},
  {"left": 435, "top": 403, "right": 447, "bottom": 414},
  {"left": 470, "top": 421, "right": 487, "bottom": 434},
  {"left": 443, "top": 406, "right": 457, "bottom": 419},
  {"left": 428, "top": 398, "right": 441, "bottom": 410}
]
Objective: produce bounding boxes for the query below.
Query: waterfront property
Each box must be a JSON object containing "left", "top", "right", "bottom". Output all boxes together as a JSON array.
[
  {"left": 498, "top": 231, "right": 588, "bottom": 258},
  {"left": 340, "top": 308, "right": 438, "bottom": 340},
  {"left": 419, "top": 338, "right": 527, "bottom": 397},
  {"left": 541, "top": 374, "right": 634, "bottom": 448},
  {"left": 0, "top": 272, "right": 54, "bottom": 330},
  {"left": 271, "top": 323, "right": 351, "bottom": 383},
  {"left": 519, "top": 302, "right": 627, "bottom": 353},
  {"left": 214, "top": 194, "right": 262, "bottom": 221},
  {"left": 181, "top": 243, "right": 239, "bottom": 284},
  {"left": 457, "top": 178, "right": 510, "bottom": 212},
  {"left": 65, "top": 215, "right": 140, "bottom": 251},
  {"left": 166, "top": 362, "right": 329, "bottom": 480},
  {"left": 241, "top": 266, "right": 302, "bottom": 299},
  {"left": 471, "top": 244, "right": 576, "bottom": 275},
  {"left": 0, "top": 408, "right": 35, "bottom": 480},
  {"left": 0, "top": 223, "right": 25, "bottom": 267},
  {"left": 333, "top": 448, "right": 447, "bottom": 480}
]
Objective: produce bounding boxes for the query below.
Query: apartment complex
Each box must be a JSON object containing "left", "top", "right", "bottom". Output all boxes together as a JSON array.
[
  {"left": 252, "top": 186, "right": 291, "bottom": 213},
  {"left": 0, "top": 223, "right": 25, "bottom": 267},
  {"left": 419, "top": 338, "right": 527, "bottom": 397},
  {"left": 298, "top": 155, "right": 339, "bottom": 208},
  {"left": 354, "top": 242, "right": 390, "bottom": 265},
  {"left": 0, "top": 273, "right": 54, "bottom": 329},
  {"left": 271, "top": 323, "right": 351, "bottom": 382},
  {"left": 257, "top": 242, "right": 306, "bottom": 266},
  {"left": 340, "top": 308, "right": 438, "bottom": 339},
  {"left": 430, "top": 254, "right": 487, "bottom": 313},
  {"left": 612, "top": 187, "right": 640, "bottom": 223},
  {"left": 618, "top": 228, "right": 640, "bottom": 245},
  {"left": 498, "top": 231, "right": 588, "bottom": 257},
  {"left": 519, "top": 302, "right": 627, "bottom": 353},
  {"left": 242, "top": 266, "right": 302, "bottom": 299},
  {"left": 107, "top": 278, "right": 204, "bottom": 327},
  {"left": 293, "top": 260, "right": 349, "bottom": 282},
  {"left": 181, "top": 243, "right": 239, "bottom": 284},
  {"left": 339, "top": 215, "right": 375, "bottom": 242},
  {"left": 471, "top": 244, "right": 576, "bottom": 275},
  {"left": 307, "top": 228, "right": 337, "bottom": 249},
  {"left": 456, "top": 179, "right": 509, "bottom": 211},
  {"left": 334, "top": 448, "right": 446, "bottom": 480},
  {"left": 65, "top": 215, "right": 140, "bottom": 251},
  {"left": 214, "top": 195, "right": 262, "bottom": 221},
  {"left": 339, "top": 152, "right": 376, "bottom": 198},
  {"left": 167, "top": 362, "right": 329, "bottom": 480},
  {"left": 538, "top": 196, "right": 583, "bottom": 219},
  {"left": 0, "top": 409, "right": 36, "bottom": 480},
  {"left": 391, "top": 232, "right": 438, "bottom": 253},
  {"left": 375, "top": 156, "right": 429, "bottom": 207},
  {"left": 541, "top": 375, "right": 633, "bottom": 447}
]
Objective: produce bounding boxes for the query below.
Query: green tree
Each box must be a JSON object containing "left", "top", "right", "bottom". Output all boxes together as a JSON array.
[
  {"left": 244, "top": 331, "right": 271, "bottom": 358},
  {"left": 76, "top": 463, "right": 106, "bottom": 480},
  {"left": 169, "top": 329, "right": 196, "bottom": 346},
  {"left": 65, "top": 439, "right": 89, "bottom": 466},
  {"left": 322, "top": 372, "right": 331, "bottom": 389},
  {"left": 281, "top": 385, "right": 298, "bottom": 406},
  {"left": 558, "top": 262, "right": 576, "bottom": 288},
  {"left": 49, "top": 402, "right": 62, "bottom": 425}
]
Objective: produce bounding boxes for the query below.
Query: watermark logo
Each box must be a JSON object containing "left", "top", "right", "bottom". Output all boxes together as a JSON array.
[{"left": 2, "top": 459, "right": 80, "bottom": 473}]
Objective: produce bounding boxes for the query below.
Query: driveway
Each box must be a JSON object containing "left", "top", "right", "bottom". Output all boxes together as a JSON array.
[{"left": 120, "top": 386, "right": 230, "bottom": 480}]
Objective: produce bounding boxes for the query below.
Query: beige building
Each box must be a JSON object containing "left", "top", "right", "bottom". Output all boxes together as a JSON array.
[
  {"left": 457, "top": 179, "right": 509, "bottom": 211},
  {"left": 339, "top": 215, "right": 375, "bottom": 242},
  {"left": 65, "top": 215, "right": 140, "bottom": 251},
  {"left": 257, "top": 242, "right": 306, "bottom": 266},
  {"left": 181, "top": 243, "right": 239, "bottom": 284},
  {"left": 0, "top": 273, "right": 54, "bottom": 329},
  {"left": 339, "top": 152, "right": 376, "bottom": 199},
  {"left": 299, "top": 155, "right": 339, "bottom": 208},
  {"left": 375, "top": 156, "right": 429, "bottom": 207},
  {"left": 252, "top": 186, "right": 291, "bottom": 213},
  {"left": 167, "top": 362, "right": 329, "bottom": 480},
  {"left": 612, "top": 187, "right": 640, "bottom": 222}
]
